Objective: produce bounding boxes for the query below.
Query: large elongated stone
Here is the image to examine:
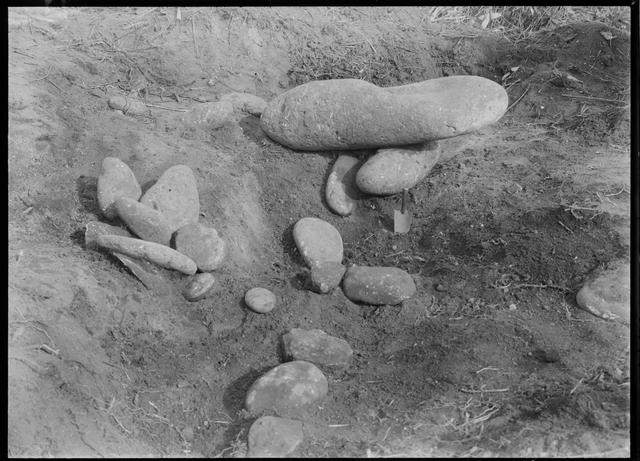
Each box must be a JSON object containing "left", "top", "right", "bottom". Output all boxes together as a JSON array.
[
  {"left": 342, "top": 265, "right": 416, "bottom": 305},
  {"left": 95, "top": 234, "right": 197, "bottom": 275},
  {"left": 356, "top": 141, "right": 441, "bottom": 195},
  {"left": 293, "top": 217, "right": 343, "bottom": 268},
  {"left": 245, "top": 361, "right": 328, "bottom": 415},
  {"left": 325, "top": 154, "right": 362, "bottom": 216},
  {"left": 97, "top": 157, "right": 142, "bottom": 219},
  {"left": 140, "top": 165, "right": 199, "bottom": 233},
  {"left": 114, "top": 197, "right": 173, "bottom": 246},
  {"left": 260, "top": 76, "right": 508, "bottom": 151}
]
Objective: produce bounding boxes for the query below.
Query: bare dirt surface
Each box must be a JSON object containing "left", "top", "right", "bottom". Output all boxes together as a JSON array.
[{"left": 8, "top": 7, "right": 632, "bottom": 458}]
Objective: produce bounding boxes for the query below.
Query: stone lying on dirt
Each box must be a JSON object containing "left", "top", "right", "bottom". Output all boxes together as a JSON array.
[
  {"left": 260, "top": 76, "right": 509, "bottom": 151},
  {"left": 140, "top": 165, "right": 200, "bottom": 233},
  {"left": 576, "top": 260, "right": 630, "bottom": 321},
  {"left": 247, "top": 416, "right": 303, "bottom": 458},
  {"left": 293, "top": 217, "right": 343, "bottom": 268},
  {"left": 245, "top": 361, "right": 328, "bottom": 415},
  {"left": 95, "top": 234, "right": 197, "bottom": 275},
  {"left": 174, "top": 223, "right": 226, "bottom": 271},
  {"left": 220, "top": 92, "right": 267, "bottom": 116},
  {"left": 107, "top": 95, "right": 148, "bottom": 116},
  {"left": 308, "top": 261, "right": 346, "bottom": 294},
  {"left": 342, "top": 265, "right": 417, "bottom": 305},
  {"left": 356, "top": 140, "right": 441, "bottom": 195},
  {"left": 325, "top": 154, "right": 362, "bottom": 216},
  {"left": 97, "top": 157, "right": 142, "bottom": 220},
  {"left": 245, "top": 287, "right": 277, "bottom": 313},
  {"left": 183, "top": 272, "right": 216, "bottom": 301},
  {"left": 85, "top": 221, "right": 170, "bottom": 292},
  {"left": 282, "top": 328, "right": 353, "bottom": 368},
  {"left": 183, "top": 100, "right": 234, "bottom": 129},
  {"left": 114, "top": 197, "right": 173, "bottom": 246}
]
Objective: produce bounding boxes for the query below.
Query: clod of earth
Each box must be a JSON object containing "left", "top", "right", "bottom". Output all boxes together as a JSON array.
[
  {"left": 308, "top": 261, "right": 346, "bottom": 294},
  {"left": 182, "top": 100, "right": 234, "bottom": 129},
  {"left": 95, "top": 234, "right": 197, "bottom": 275},
  {"left": 220, "top": 91, "right": 268, "bottom": 117},
  {"left": 247, "top": 416, "right": 303, "bottom": 458},
  {"left": 174, "top": 222, "right": 227, "bottom": 272},
  {"left": 140, "top": 164, "right": 200, "bottom": 233},
  {"left": 245, "top": 287, "right": 277, "bottom": 313},
  {"left": 281, "top": 328, "right": 353, "bottom": 368},
  {"left": 293, "top": 217, "right": 344, "bottom": 268},
  {"left": 260, "top": 76, "right": 509, "bottom": 150},
  {"left": 107, "top": 95, "right": 148, "bottom": 116},
  {"left": 356, "top": 140, "right": 441, "bottom": 195},
  {"left": 97, "top": 157, "right": 142, "bottom": 220},
  {"left": 183, "top": 272, "right": 216, "bottom": 301},
  {"left": 342, "top": 265, "right": 417, "bottom": 305},
  {"left": 244, "top": 360, "right": 328, "bottom": 415},
  {"left": 325, "top": 154, "right": 362, "bottom": 216},
  {"left": 576, "top": 259, "right": 630, "bottom": 321},
  {"left": 114, "top": 196, "right": 174, "bottom": 246}
]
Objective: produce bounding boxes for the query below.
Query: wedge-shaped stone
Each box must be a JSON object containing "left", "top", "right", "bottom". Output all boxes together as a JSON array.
[{"left": 97, "top": 157, "right": 142, "bottom": 219}]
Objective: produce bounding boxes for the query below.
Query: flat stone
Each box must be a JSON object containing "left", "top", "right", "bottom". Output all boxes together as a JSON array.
[
  {"left": 184, "top": 272, "right": 216, "bottom": 301},
  {"left": 325, "top": 154, "right": 362, "bottom": 216},
  {"left": 174, "top": 223, "right": 226, "bottom": 271},
  {"left": 245, "top": 361, "right": 328, "bottom": 415},
  {"left": 247, "top": 416, "right": 303, "bottom": 458},
  {"left": 108, "top": 96, "right": 148, "bottom": 116},
  {"left": 260, "top": 76, "right": 509, "bottom": 151},
  {"left": 576, "top": 260, "right": 630, "bottom": 321},
  {"left": 308, "top": 261, "right": 346, "bottom": 294},
  {"left": 293, "top": 217, "right": 343, "bottom": 268},
  {"left": 245, "top": 287, "right": 276, "bottom": 313},
  {"left": 342, "top": 265, "right": 417, "bottom": 305},
  {"left": 97, "top": 157, "right": 142, "bottom": 220},
  {"left": 140, "top": 165, "right": 200, "bottom": 233},
  {"left": 114, "top": 197, "right": 173, "bottom": 246},
  {"left": 183, "top": 101, "right": 234, "bottom": 129},
  {"left": 282, "top": 328, "right": 353, "bottom": 368},
  {"left": 355, "top": 141, "right": 441, "bottom": 195},
  {"left": 95, "top": 234, "right": 197, "bottom": 275},
  {"left": 220, "top": 92, "right": 267, "bottom": 116}
]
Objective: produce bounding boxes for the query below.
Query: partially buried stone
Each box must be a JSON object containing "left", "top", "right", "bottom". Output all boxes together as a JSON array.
[
  {"left": 245, "top": 287, "right": 276, "bottom": 313},
  {"left": 293, "top": 217, "right": 343, "bottom": 268},
  {"left": 342, "top": 265, "right": 417, "bottom": 305},
  {"left": 97, "top": 157, "right": 142, "bottom": 220},
  {"left": 140, "top": 165, "right": 200, "bottom": 234},
  {"left": 114, "top": 196, "right": 173, "bottom": 246},
  {"left": 244, "top": 361, "right": 328, "bottom": 415},
  {"left": 282, "top": 328, "right": 353, "bottom": 368},
  {"left": 309, "top": 261, "right": 346, "bottom": 294},
  {"left": 247, "top": 416, "right": 303, "bottom": 458},
  {"left": 576, "top": 260, "right": 630, "bottom": 321},
  {"left": 174, "top": 223, "right": 226, "bottom": 271},
  {"left": 325, "top": 154, "right": 362, "bottom": 216},
  {"left": 184, "top": 100, "right": 234, "bottom": 129},
  {"left": 355, "top": 140, "right": 441, "bottom": 195},
  {"left": 95, "top": 234, "right": 197, "bottom": 275},
  {"left": 184, "top": 272, "right": 216, "bottom": 301},
  {"left": 108, "top": 95, "right": 147, "bottom": 116},
  {"left": 220, "top": 92, "right": 267, "bottom": 117}
]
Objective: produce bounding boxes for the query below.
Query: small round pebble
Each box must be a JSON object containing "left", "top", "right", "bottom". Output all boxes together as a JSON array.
[
  {"left": 245, "top": 287, "right": 276, "bottom": 313},
  {"left": 184, "top": 272, "right": 216, "bottom": 301}
]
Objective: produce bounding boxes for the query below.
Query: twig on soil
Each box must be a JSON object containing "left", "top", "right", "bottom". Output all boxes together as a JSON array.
[
  {"left": 8, "top": 355, "right": 45, "bottom": 373},
  {"left": 510, "top": 283, "right": 571, "bottom": 292},
  {"left": 328, "top": 424, "right": 350, "bottom": 428},
  {"left": 475, "top": 366, "right": 499, "bottom": 374},
  {"left": 192, "top": 15, "right": 198, "bottom": 57},
  {"left": 506, "top": 86, "right": 529, "bottom": 112},
  {"left": 460, "top": 387, "right": 509, "bottom": 394},
  {"left": 28, "top": 66, "right": 53, "bottom": 83},
  {"left": 145, "top": 103, "right": 189, "bottom": 112},
  {"left": 557, "top": 220, "right": 574, "bottom": 234},
  {"left": 604, "top": 186, "right": 628, "bottom": 197},
  {"left": 560, "top": 93, "right": 627, "bottom": 104},
  {"left": 569, "top": 378, "right": 583, "bottom": 395}
]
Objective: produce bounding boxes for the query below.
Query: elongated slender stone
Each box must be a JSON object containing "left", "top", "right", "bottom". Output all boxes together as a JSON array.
[{"left": 114, "top": 196, "right": 173, "bottom": 246}]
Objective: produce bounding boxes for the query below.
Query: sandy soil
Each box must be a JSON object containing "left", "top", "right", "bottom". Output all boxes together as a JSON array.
[{"left": 8, "top": 7, "right": 632, "bottom": 458}]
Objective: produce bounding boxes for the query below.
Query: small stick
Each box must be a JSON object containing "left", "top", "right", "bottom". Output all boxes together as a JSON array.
[
  {"left": 475, "top": 366, "right": 499, "bottom": 374},
  {"left": 192, "top": 15, "right": 198, "bottom": 58},
  {"left": 569, "top": 378, "right": 583, "bottom": 395},
  {"left": 604, "top": 186, "right": 628, "bottom": 196},
  {"left": 557, "top": 220, "right": 574, "bottom": 234},
  {"left": 511, "top": 283, "right": 570, "bottom": 292},
  {"left": 29, "top": 66, "right": 53, "bottom": 83},
  {"left": 328, "top": 424, "right": 350, "bottom": 428},
  {"left": 461, "top": 387, "right": 509, "bottom": 394},
  {"left": 111, "top": 414, "right": 132, "bottom": 434},
  {"left": 145, "top": 103, "right": 189, "bottom": 112},
  {"left": 506, "top": 86, "right": 529, "bottom": 112},
  {"left": 560, "top": 93, "right": 626, "bottom": 104}
]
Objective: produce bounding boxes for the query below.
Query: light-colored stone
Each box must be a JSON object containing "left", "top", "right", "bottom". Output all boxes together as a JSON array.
[
  {"left": 245, "top": 287, "right": 276, "bottom": 313},
  {"left": 174, "top": 223, "right": 226, "bottom": 271},
  {"left": 184, "top": 272, "right": 216, "bottom": 301},
  {"left": 260, "top": 76, "right": 509, "bottom": 151},
  {"left": 245, "top": 361, "right": 328, "bottom": 415},
  {"left": 309, "top": 261, "right": 346, "bottom": 294},
  {"left": 140, "top": 165, "right": 200, "bottom": 233},
  {"left": 247, "top": 416, "right": 303, "bottom": 458},
  {"left": 95, "top": 234, "right": 197, "bottom": 275},
  {"left": 220, "top": 92, "right": 267, "bottom": 116},
  {"left": 108, "top": 95, "right": 148, "bottom": 116},
  {"left": 356, "top": 141, "right": 441, "bottom": 195},
  {"left": 293, "top": 217, "right": 343, "bottom": 268},
  {"left": 282, "top": 328, "right": 353, "bottom": 368},
  {"left": 184, "top": 101, "right": 234, "bottom": 129},
  {"left": 576, "top": 260, "right": 630, "bottom": 321},
  {"left": 85, "top": 221, "right": 132, "bottom": 250},
  {"left": 342, "top": 265, "right": 417, "bottom": 305},
  {"left": 97, "top": 157, "right": 142, "bottom": 220},
  {"left": 114, "top": 196, "right": 173, "bottom": 246},
  {"left": 325, "top": 154, "right": 362, "bottom": 216}
]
